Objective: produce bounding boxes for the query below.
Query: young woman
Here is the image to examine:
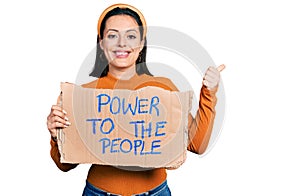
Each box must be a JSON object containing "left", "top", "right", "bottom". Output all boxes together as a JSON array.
[{"left": 47, "top": 4, "right": 224, "bottom": 196}]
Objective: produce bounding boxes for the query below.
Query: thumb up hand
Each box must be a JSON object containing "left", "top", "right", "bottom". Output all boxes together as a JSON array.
[{"left": 203, "top": 64, "right": 225, "bottom": 90}]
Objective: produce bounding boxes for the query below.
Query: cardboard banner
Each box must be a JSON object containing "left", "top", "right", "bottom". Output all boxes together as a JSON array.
[{"left": 58, "top": 82, "right": 192, "bottom": 168}]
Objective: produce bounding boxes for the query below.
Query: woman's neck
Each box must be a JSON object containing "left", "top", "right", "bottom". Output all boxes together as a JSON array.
[{"left": 108, "top": 65, "right": 136, "bottom": 80}]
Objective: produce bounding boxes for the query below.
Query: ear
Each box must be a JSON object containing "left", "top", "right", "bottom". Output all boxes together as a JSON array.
[
  {"left": 139, "top": 39, "right": 145, "bottom": 52},
  {"left": 99, "top": 39, "right": 104, "bottom": 50}
]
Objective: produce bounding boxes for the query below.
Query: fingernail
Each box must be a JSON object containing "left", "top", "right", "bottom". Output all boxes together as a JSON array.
[
  {"left": 66, "top": 121, "right": 71, "bottom": 126},
  {"left": 65, "top": 116, "right": 69, "bottom": 121},
  {"left": 63, "top": 110, "right": 67, "bottom": 114}
]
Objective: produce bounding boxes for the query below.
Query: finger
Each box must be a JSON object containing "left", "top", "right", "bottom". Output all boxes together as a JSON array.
[
  {"left": 51, "top": 109, "right": 68, "bottom": 120},
  {"left": 203, "top": 79, "right": 218, "bottom": 88},
  {"left": 203, "top": 80, "right": 218, "bottom": 90},
  {"left": 217, "top": 64, "right": 226, "bottom": 72},
  {"left": 51, "top": 105, "right": 62, "bottom": 112},
  {"left": 51, "top": 105, "right": 67, "bottom": 114},
  {"left": 205, "top": 67, "right": 220, "bottom": 79},
  {"left": 205, "top": 68, "right": 220, "bottom": 79},
  {"left": 49, "top": 121, "right": 69, "bottom": 130},
  {"left": 52, "top": 115, "right": 70, "bottom": 125},
  {"left": 204, "top": 74, "right": 216, "bottom": 82}
]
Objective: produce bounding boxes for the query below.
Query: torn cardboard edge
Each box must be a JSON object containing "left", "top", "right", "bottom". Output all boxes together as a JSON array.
[{"left": 58, "top": 82, "right": 193, "bottom": 168}]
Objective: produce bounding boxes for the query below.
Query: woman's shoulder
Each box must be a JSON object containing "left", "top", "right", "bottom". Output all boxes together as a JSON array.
[
  {"left": 153, "top": 76, "right": 178, "bottom": 90},
  {"left": 138, "top": 74, "right": 178, "bottom": 91},
  {"left": 81, "top": 79, "right": 99, "bottom": 88}
]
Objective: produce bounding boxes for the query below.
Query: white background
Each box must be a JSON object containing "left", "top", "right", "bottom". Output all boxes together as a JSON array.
[{"left": 1, "top": 0, "right": 300, "bottom": 195}]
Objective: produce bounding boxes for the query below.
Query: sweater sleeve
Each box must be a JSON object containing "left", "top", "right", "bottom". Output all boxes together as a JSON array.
[
  {"left": 187, "top": 86, "right": 218, "bottom": 155},
  {"left": 149, "top": 77, "right": 218, "bottom": 155},
  {"left": 50, "top": 138, "right": 78, "bottom": 172}
]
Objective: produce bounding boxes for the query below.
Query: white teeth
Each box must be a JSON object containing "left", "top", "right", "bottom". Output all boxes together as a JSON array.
[{"left": 115, "top": 51, "right": 128, "bottom": 56}]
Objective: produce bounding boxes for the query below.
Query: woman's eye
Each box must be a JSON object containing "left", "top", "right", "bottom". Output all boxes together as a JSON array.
[
  {"left": 127, "top": 35, "right": 136, "bottom": 39},
  {"left": 107, "top": 34, "right": 117, "bottom": 39}
]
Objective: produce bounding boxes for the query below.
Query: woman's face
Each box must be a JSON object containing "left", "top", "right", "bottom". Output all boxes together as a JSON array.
[{"left": 100, "top": 15, "right": 144, "bottom": 71}]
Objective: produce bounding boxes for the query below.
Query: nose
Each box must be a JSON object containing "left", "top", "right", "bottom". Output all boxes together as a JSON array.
[{"left": 118, "top": 35, "right": 126, "bottom": 47}]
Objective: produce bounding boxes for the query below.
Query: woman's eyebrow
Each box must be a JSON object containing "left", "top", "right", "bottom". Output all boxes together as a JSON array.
[
  {"left": 106, "top": 29, "right": 138, "bottom": 33},
  {"left": 126, "top": 29, "right": 138, "bottom": 33},
  {"left": 106, "top": 29, "right": 119, "bottom": 33}
]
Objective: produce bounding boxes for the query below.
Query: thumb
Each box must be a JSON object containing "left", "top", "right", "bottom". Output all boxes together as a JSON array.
[{"left": 217, "top": 64, "right": 226, "bottom": 72}]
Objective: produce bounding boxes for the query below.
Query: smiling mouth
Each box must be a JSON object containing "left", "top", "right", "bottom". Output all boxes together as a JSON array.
[{"left": 114, "top": 50, "right": 131, "bottom": 58}]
